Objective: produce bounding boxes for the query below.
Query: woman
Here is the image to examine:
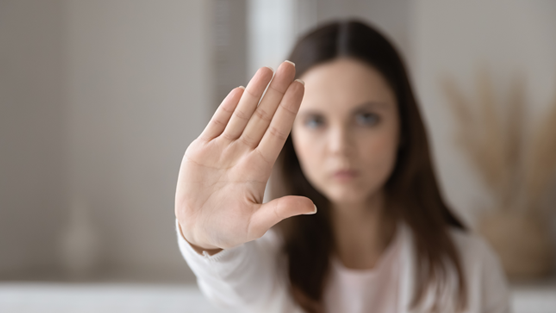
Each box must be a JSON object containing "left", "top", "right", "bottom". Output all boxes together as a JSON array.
[{"left": 175, "top": 19, "right": 511, "bottom": 313}]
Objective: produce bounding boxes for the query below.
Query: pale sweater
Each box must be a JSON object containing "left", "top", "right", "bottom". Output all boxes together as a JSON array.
[{"left": 176, "top": 218, "right": 511, "bottom": 313}]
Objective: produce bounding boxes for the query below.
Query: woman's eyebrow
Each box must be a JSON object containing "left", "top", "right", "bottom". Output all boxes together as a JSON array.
[
  {"left": 297, "top": 102, "right": 389, "bottom": 117},
  {"left": 351, "top": 101, "right": 389, "bottom": 113}
]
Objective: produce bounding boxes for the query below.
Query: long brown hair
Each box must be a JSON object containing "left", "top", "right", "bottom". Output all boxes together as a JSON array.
[{"left": 270, "top": 19, "right": 468, "bottom": 312}]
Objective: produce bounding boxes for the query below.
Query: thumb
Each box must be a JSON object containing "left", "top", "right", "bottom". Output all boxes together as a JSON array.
[{"left": 248, "top": 195, "right": 317, "bottom": 238}]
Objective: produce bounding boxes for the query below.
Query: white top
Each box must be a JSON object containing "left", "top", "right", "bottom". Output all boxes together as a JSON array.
[
  {"left": 324, "top": 221, "right": 403, "bottom": 313},
  {"left": 176, "top": 218, "right": 512, "bottom": 313}
]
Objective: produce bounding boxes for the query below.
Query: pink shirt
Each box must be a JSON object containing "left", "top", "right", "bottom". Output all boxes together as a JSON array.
[{"left": 324, "top": 223, "right": 403, "bottom": 313}]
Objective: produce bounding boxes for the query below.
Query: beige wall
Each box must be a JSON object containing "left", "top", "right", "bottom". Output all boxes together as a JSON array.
[
  {"left": 316, "top": 0, "right": 411, "bottom": 58},
  {"left": 0, "top": 0, "right": 68, "bottom": 277},
  {"left": 2, "top": 0, "right": 555, "bottom": 282},
  {"left": 1, "top": 0, "right": 213, "bottom": 282},
  {"left": 65, "top": 0, "right": 213, "bottom": 281},
  {"left": 1, "top": 0, "right": 411, "bottom": 282},
  {"left": 410, "top": 0, "right": 556, "bottom": 227}
]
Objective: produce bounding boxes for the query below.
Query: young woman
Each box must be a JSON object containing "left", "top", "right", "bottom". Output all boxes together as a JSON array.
[{"left": 174, "top": 19, "right": 511, "bottom": 313}]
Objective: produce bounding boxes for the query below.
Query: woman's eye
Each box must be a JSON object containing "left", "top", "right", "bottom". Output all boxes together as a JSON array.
[
  {"left": 304, "top": 116, "right": 324, "bottom": 129},
  {"left": 356, "top": 112, "right": 379, "bottom": 126}
]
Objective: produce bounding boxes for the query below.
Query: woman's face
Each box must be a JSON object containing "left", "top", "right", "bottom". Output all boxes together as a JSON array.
[{"left": 292, "top": 57, "right": 400, "bottom": 206}]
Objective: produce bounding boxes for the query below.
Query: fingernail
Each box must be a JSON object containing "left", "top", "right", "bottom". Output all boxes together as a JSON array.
[
  {"left": 295, "top": 78, "right": 305, "bottom": 86},
  {"left": 285, "top": 60, "right": 295, "bottom": 67},
  {"left": 238, "top": 86, "right": 245, "bottom": 90},
  {"left": 304, "top": 204, "right": 317, "bottom": 215},
  {"left": 264, "top": 66, "right": 274, "bottom": 73}
]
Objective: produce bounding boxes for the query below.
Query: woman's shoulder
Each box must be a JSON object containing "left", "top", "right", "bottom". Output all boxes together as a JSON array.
[
  {"left": 446, "top": 225, "right": 512, "bottom": 311},
  {"left": 446, "top": 224, "right": 510, "bottom": 292},
  {"left": 446, "top": 225, "right": 501, "bottom": 268},
  {"left": 447, "top": 226, "right": 485, "bottom": 252}
]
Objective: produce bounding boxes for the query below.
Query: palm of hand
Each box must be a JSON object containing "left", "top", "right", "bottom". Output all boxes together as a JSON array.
[
  {"left": 175, "top": 61, "right": 316, "bottom": 251},
  {"left": 178, "top": 138, "right": 271, "bottom": 249}
]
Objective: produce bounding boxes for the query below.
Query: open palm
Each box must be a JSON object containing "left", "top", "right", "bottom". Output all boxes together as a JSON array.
[{"left": 175, "top": 61, "right": 316, "bottom": 252}]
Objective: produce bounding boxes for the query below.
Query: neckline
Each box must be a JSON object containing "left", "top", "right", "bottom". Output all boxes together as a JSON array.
[{"left": 331, "top": 221, "right": 402, "bottom": 275}]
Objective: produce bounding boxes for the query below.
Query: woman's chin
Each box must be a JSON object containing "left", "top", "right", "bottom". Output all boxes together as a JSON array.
[{"left": 325, "top": 189, "right": 368, "bottom": 205}]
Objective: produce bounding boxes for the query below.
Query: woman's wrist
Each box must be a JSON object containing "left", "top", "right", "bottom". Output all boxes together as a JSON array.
[{"left": 178, "top": 221, "right": 223, "bottom": 256}]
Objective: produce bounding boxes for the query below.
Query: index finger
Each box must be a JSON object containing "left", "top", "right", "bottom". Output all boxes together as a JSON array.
[{"left": 199, "top": 86, "right": 245, "bottom": 141}]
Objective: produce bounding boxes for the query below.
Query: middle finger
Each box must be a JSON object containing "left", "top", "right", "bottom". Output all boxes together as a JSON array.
[{"left": 239, "top": 60, "right": 296, "bottom": 148}]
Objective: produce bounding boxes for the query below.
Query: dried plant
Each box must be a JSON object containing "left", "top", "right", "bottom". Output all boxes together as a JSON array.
[
  {"left": 524, "top": 89, "right": 556, "bottom": 216},
  {"left": 441, "top": 70, "right": 556, "bottom": 218}
]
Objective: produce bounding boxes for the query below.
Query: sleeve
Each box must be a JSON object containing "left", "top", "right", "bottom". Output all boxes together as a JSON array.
[
  {"left": 175, "top": 219, "right": 304, "bottom": 313},
  {"left": 446, "top": 228, "right": 513, "bottom": 313}
]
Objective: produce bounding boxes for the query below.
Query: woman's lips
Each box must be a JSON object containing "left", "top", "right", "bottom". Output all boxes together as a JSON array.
[{"left": 332, "top": 169, "right": 359, "bottom": 181}]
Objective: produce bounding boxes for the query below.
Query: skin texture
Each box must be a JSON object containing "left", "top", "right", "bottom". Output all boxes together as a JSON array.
[
  {"left": 292, "top": 57, "right": 400, "bottom": 269},
  {"left": 175, "top": 61, "right": 316, "bottom": 256}
]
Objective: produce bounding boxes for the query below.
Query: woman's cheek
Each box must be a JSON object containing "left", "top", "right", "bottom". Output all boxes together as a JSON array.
[
  {"left": 363, "top": 133, "right": 399, "bottom": 180},
  {"left": 293, "top": 131, "right": 324, "bottom": 186}
]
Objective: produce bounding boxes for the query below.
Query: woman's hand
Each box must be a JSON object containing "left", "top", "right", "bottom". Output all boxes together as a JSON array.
[{"left": 175, "top": 61, "right": 316, "bottom": 253}]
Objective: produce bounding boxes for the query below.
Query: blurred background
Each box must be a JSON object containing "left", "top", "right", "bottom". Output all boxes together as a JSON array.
[{"left": 1, "top": 0, "right": 555, "bottom": 312}]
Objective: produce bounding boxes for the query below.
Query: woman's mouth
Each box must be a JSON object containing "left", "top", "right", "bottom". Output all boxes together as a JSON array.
[{"left": 332, "top": 169, "right": 359, "bottom": 181}]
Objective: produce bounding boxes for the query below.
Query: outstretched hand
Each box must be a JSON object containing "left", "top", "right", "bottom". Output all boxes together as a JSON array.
[{"left": 175, "top": 61, "right": 316, "bottom": 254}]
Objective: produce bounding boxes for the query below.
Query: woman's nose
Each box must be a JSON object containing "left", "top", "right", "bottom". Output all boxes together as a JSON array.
[{"left": 328, "top": 127, "right": 354, "bottom": 156}]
